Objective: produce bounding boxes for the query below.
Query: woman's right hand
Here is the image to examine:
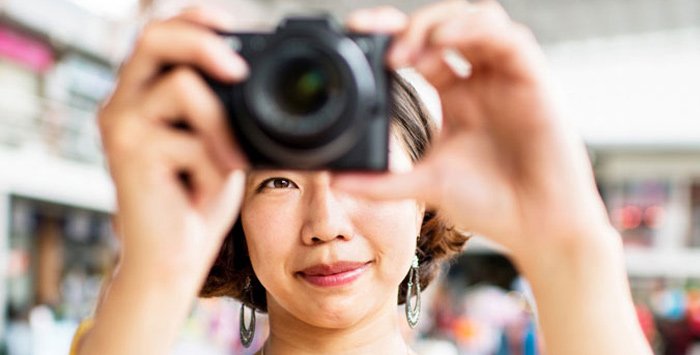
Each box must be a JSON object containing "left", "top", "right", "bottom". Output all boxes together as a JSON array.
[
  {"left": 80, "top": 8, "right": 249, "bottom": 355},
  {"left": 99, "top": 7, "right": 248, "bottom": 291}
]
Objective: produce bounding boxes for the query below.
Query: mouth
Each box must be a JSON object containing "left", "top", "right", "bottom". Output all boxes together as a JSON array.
[{"left": 297, "top": 261, "right": 372, "bottom": 287}]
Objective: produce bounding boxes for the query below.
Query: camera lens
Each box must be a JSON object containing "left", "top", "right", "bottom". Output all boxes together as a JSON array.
[
  {"left": 248, "top": 46, "right": 349, "bottom": 144},
  {"left": 217, "top": 17, "right": 388, "bottom": 169},
  {"left": 275, "top": 58, "right": 338, "bottom": 116},
  {"left": 239, "top": 26, "right": 380, "bottom": 166}
]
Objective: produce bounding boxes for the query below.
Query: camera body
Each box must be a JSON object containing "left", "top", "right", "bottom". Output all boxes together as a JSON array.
[{"left": 206, "top": 16, "right": 392, "bottom": 170}]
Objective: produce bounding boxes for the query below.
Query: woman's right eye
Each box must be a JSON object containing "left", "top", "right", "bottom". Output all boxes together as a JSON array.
[{"left": 258, "top": 177, "right": 298, "bottom": 191}]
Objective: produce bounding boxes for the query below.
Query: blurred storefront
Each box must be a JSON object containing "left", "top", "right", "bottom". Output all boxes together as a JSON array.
[
  {"left": 0, "top": 1, "right": 120, "bottom": 353},
  {"left": 1, "top": 0, "right": 700, "bottom": 354},
  {"left": 3, "top": 197, "right": 115, "bottom": 355}
]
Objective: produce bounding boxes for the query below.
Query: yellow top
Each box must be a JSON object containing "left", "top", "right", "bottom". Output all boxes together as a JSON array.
[{"left": 69, "top": 318, "right": 94, "bottom": 355}]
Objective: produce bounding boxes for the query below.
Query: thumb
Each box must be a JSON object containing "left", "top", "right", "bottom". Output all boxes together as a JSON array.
[{"left": 331, "top": 164, "right": 434, "bottom": 203}]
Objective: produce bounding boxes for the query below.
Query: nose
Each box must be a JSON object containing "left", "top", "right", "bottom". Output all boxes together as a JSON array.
[{"left": 301, "top": 177, "right": 354, "bottom": 245}]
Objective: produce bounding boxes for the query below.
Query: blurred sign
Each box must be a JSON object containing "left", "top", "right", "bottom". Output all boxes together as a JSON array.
[{"left": 0, "top": 26, "right": 53, "bottom": 72}]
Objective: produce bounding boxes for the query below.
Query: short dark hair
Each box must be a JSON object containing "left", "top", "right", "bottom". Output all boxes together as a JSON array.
[{"left": 199, "top": 72, "right": 470, "bottom": 311}]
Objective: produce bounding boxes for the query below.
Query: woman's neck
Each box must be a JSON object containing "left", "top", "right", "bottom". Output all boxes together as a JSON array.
[{"left": 262, "top": 297, "right": 411, "bottom": 355}]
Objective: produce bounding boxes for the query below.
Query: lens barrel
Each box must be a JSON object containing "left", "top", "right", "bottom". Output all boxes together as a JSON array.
[{"left": 207, "top": 16, "right": 391, "bottom": 170}]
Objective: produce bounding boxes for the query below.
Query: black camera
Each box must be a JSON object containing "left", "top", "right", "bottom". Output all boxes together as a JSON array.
[{"left": 206, "top": 16, "right": 392, "bottom": 170}]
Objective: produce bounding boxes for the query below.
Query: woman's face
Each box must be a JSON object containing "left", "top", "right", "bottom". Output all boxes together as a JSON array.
[{"left": 241, "top": 138, "right": 424, "bottom": 328}]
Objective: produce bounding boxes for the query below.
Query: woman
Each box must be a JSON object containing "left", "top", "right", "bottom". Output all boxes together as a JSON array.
[{"left": 74, "top": 1, "right": 652, "bottom": 354}]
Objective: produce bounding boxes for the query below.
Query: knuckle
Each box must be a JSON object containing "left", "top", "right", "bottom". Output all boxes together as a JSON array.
[
  {"left": 134, "top": 21, "right": 162, "bottom": 54},
  {"left": 181, "top": 6, "right": 207, "bottom": 21},
  {"left": 166, "top": 67, "right": 201, "bottom": 98},
  {"left": 478, "top": 0, "right": 510, "bottom": 21},
  {"left": 167, "top": 68, "right": 221, "bottom": 121},
  {"left": 193, "top": 36, "right": 221, "bottom": 65},
  {"left": 411, "top": 2, "right": 450, "bottom": 32},
  {"left": 109, "top": 125, "right": 134, "bottom": 155},
  {"left": 375, "top": 5, "right": 402, "bottom": 15},
  {"left": 96, "top": 105, "right": 111, "bottom": 134},
  {"left": 407, "top": 9, "right": 427, "bottom": 28},
  {"left": 104, "top": 116, "right": 140, "bottom": 158},
  {"left": 408, "top": 3, "right": 434, "bottom": 28},
  {"left": 444, "top": 0, "right": 468, "bottom": 14}
]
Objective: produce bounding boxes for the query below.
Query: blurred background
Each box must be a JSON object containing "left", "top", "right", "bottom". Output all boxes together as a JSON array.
[{"left": 1, "top": 0, "right": 700, "bottom": 354}]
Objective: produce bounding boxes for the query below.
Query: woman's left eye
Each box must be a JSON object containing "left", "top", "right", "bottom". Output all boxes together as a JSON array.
[{"left": 259, "top": 178, "right": 298, "bottom": 191}]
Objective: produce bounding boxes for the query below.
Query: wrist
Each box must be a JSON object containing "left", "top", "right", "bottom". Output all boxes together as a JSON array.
[
  {"left": 514, "top": 223, "right": 625, "bottom": 283},
  {"left": 115, "top": 256, "right": 205, "bottom": 297},
  {"left": 511, "top": 225, "right": 652, "bottom": 355},
  {"left": 84, "top": 261, "right": 201, "bottom": 355}
]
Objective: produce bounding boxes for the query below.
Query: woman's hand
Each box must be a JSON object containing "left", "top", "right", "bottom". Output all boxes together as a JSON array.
[
  {"left": 81, "top": 8, "right": 248, "bottom": 355},
  {"left": 338, "top": 0, "right": 610, "bottom": 264},
  {"left": 340, "top": 3, "right": 652, "bottom": 354},
  {"left": 100, "top": 8, "right": 247, "bottom": 282}
]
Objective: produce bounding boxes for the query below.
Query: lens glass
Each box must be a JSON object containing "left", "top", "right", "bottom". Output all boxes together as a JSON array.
[{"left": 275, "top": 58, "right": 338, "bottom": 116}]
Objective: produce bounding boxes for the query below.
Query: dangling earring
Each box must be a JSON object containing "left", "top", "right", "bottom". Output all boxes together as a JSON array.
[
  {"left": 239, "top": 275, "right": 256, "bottom": 348},
  {"left": 405, "top": 252, "right": 421, "bottom": 328}
]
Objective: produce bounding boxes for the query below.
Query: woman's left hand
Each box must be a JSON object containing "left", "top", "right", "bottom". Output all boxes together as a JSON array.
[
  {"left": 336, "top": 0, "right": 611, "bottom": 265},
  {"left": 337, "top": 4, "right": 653, "bottom": 354}
]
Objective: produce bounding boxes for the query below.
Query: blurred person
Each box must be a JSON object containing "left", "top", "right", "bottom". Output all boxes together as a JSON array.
[{"left": 71, "top": 1, "right": 652, "bottom": 354}]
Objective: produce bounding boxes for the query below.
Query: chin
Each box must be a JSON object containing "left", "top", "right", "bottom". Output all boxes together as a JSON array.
[
  {"left": 304, "top": 310, "right": 365, "bottom": 329},
  {"left": 298, "top": 295, "right": 374, "bottom": 329}
]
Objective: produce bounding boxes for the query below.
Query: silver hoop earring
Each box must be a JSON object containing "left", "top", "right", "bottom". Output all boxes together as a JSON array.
[
  {"left": 239, "top": 276, "right": 256, "bottom": 348},
  {"left": 405, "top": 254, "right": 421, "bottom": 328}
]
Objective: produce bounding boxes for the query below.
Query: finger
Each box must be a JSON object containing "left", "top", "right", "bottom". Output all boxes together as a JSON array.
[
  {"left": 176, "top": 6, "right": 237, "bottom": 30},
  {"left": 413, "top": 49, "right": 456, "bottom": 90},
  {"left": 437, "top": 88, "right": 482, "bottom": 136},
  {"left": 387, "top": 0, "right": 469, "bottom": 67},
  {"left": 331, "top": 163, "right": 435, "bottom": 204},
  {"left": 430, "top": 6, "right": 544, "bottom": 81},
  {"left": 345, "top": 6, "right": 408, "bottom": 34},
  {"left": 119, "top": 19, "right": 247, "bottom": 92},
  {"left": 138, "top": 67, "right": 248, "bottom": 170},
  {"left": 148, "top": 128, "right": 228, "bottom": 209}
]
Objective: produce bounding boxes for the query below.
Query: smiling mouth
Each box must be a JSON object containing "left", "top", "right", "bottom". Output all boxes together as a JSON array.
[{"left": 297, "top": 261, "right": 372, "bottom": 287}]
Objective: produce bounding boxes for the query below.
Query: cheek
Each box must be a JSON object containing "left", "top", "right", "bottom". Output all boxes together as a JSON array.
[
  {"left": 360, "top": 199, "right": 420, "bottom": 241},
  {"left": 240, "top": 200, "right": 299, "bottom": 284},
  {"left": 355, "top": 199, "right": 420, "bottom": 279}
]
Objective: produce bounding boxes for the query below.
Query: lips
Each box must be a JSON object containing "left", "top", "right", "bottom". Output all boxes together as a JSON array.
[{"left": 298, "top": 261, "right": 371, "bottom": 287}]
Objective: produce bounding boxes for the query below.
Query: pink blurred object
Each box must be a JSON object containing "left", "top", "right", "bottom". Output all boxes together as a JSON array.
[{"left": 0, "top": 25, "right": 54, "bottom": 72}]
